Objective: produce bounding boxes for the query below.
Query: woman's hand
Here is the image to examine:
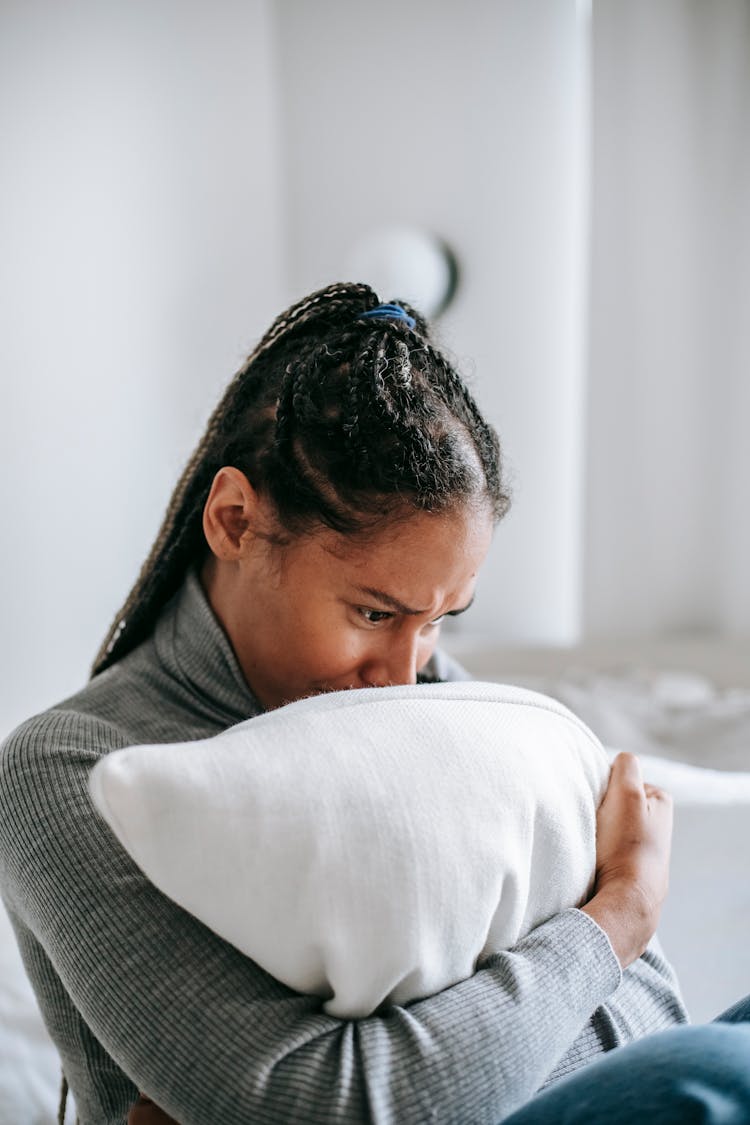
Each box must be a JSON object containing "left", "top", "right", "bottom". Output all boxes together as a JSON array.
[{"left": 581, "top": 751, "right": 673, "bottom": 969}]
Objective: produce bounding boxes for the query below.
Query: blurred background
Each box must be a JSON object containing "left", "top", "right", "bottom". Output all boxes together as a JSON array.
[{"left": 1, "top": 0, "right": 749, "bottom": 737}]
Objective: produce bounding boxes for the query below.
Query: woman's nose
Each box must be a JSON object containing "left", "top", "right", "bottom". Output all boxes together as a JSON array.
[{"left": 360, "top": 633, "right": 421, "bottom": 688}]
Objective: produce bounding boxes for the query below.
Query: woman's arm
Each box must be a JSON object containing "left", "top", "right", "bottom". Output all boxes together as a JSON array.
[{"left": 0, "top": 712, "right": 683, "bottom": 1125}]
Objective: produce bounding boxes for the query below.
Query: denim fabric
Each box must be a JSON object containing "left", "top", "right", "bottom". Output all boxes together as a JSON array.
[{"left": 503, "top": 994, "right": 750, "bottom": 1124}]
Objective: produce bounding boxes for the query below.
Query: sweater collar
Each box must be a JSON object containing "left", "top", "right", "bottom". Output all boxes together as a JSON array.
[{"left": 153, "top": 566, "right": 263, "bottom": 726}]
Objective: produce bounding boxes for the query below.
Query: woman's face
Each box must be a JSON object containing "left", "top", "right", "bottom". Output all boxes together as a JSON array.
[{"left": 204, "top": 501, "right": 493, "bottom": 711}]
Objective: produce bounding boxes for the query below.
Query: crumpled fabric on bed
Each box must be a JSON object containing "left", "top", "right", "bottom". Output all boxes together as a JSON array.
[{"left": 506, "top": 668, "right": 750, "bottom": 773}]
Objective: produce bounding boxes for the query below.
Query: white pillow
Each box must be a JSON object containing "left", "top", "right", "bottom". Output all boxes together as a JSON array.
[{"left": 89, "top": 681, "right": 609, "bottom": 1018}]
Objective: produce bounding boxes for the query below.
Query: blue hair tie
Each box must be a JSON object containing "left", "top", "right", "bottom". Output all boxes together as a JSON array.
[{"left": 358, "top": 303, "right": 416, "bottom": 330}]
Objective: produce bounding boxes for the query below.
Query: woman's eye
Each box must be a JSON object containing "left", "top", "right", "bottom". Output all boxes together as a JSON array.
[{"left": 358, "top": 608, "right": 393, "bottom": 625}]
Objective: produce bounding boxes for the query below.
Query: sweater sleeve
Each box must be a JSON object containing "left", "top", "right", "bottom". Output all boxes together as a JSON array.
[
  {"left": 418, "top": 646, "right": 474, "bottom": 683},
  {"left": 0, "top": 709, "right": 685, "bottom": 1125}
]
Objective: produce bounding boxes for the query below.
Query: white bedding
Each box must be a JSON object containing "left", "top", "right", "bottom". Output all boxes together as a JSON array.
[
  {"left": 506, "top": 667, "right": 750, "bottom": 773},
  {"left": 0, "top": 902, "right": 74, "bottom": 1124}
]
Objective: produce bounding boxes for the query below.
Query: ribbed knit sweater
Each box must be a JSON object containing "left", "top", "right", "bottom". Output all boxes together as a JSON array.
[{"left": 0, "top": 569, "right": 688, "bottom": 1125}]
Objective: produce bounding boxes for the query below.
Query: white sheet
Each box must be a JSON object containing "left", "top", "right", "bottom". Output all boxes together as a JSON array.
[{"left": 0, "top": 901, "right": 75, "bottom": 1125}]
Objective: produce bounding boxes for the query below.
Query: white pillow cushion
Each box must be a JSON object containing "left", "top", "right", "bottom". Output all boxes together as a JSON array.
[{"left": 89, "top": 681, "right": 609, "bottom": 1018}]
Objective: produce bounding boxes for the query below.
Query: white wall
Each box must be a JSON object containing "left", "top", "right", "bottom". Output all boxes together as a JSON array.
[
  {"left": 0, "top": 0, "right": 285, "bottom": 737},
  {"left": 583, "top": 0, "right": 750, "bottom": 638},
  {"left": 272, "top": 0, "right": 590, "bottom": 646}
]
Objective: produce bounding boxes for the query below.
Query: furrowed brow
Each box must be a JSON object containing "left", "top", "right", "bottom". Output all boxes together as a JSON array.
[
  {"left": 354, "top": 586, "right": 423, "bottom": 615},
  {"left": 354, "top": 586, "right": 475, "bottom": 618}
]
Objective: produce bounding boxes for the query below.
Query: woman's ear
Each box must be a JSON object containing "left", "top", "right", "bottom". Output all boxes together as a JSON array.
[{"left": 202, "top": 467, "right": 261, "bottom": 561}]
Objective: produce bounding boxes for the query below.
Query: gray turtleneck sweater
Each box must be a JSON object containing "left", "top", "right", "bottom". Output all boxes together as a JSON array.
[{"left": 0, "top": 569, "right": 688, "bottom": 1125}]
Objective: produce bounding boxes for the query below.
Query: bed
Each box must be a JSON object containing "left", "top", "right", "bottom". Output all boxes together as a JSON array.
[{"left": 2, "top": 634, "right": 749, "bottom": 1124}]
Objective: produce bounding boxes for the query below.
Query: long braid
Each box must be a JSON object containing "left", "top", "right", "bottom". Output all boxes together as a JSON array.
[{"left": 91, "top": 282, "right": 509, "bottom": 678}]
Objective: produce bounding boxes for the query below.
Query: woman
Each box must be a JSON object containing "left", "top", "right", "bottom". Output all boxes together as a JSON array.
[{"left": 0, "top": 282, "right": 747, "bottom": 1125}]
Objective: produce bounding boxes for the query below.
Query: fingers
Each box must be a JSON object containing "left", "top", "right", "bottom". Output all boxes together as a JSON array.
[
  {"left": 610, "top": 751, "right": 670, "bottom": 804},
  {"left": 643, "top": 782, "right": 672, "bottom": 804},
  {"left": 587, "top": 751, "right": 675, "bottom": 965},
  {"left": 610, "top": 750, "right": 643, "bottom": 788}
]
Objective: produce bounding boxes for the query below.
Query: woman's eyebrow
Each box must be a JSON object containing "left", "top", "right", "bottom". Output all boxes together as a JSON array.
[{"left": 353, "top": 586, "right": 475, "bottom": 617}]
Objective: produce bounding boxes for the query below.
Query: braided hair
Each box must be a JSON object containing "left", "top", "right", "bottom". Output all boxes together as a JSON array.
[{"left": 91, "top": 281, "right": 510, "bottom": 677}]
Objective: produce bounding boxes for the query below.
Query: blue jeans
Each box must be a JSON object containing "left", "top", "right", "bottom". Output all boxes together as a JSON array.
[{"left": 503, "top": 995, "right": 750, "bottom": 1124}]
